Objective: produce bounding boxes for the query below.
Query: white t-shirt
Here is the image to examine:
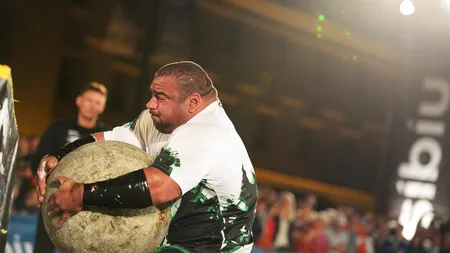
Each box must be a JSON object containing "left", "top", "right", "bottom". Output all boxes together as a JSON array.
[
  {"left": 273, "top": 219, "right": 291, "bottom": 249},
  {"left": 103, "top": 100, "right": 257, "bottom": 253},
  {"left": 326, "top": 228, "right": 349, "bottom": 253}
]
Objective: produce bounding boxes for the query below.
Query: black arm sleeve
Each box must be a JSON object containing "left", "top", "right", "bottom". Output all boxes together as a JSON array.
[
  {"left": 47, "top": 135, "right": 95, "bottom": 161},
  {"left": 83, "top": 169, "right": 153, "bottom": 209}
]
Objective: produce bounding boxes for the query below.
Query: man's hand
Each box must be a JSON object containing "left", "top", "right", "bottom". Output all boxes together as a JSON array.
[
  {"left": 47, "top": 176, "right": 84, "bottom": 228},
  {"left": 36, "top": 156, "right": 58, "bottom": 206}
]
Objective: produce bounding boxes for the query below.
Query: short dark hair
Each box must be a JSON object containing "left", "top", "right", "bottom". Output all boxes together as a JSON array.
[
  {"left": 154, "top": 61, "right": 217, "bottom": 100},
  {"left": 80, "top": 82, "right": 108, "bottom": 99}
]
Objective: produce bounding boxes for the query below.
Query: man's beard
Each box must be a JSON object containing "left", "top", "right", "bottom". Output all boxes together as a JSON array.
[
  {"left": 153, "top": 120, "right": 172, "bottom": 134},
  {"left": 150, "top": 109, "right": 187, "bottom": 134}
]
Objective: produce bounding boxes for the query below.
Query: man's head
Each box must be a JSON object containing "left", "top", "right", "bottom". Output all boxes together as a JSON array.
[
  {"left": 331, "top": 214, "right": 347, "bottom": 231},
  {"left": 76, "top": 82, "right": 107, "bottom": 122},
  {"left": 18, "top": 134, "right": 30, "bottom": 157},
  {"left": 147, "top": 61, "right": 217, "bottom": 133}
]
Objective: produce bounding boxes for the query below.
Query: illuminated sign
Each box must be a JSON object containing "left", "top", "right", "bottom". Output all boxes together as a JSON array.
[{"left": 396, "top": 77, "right": 449, "bottom": 240}]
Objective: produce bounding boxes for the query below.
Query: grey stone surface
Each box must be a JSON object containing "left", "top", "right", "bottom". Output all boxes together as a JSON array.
[{"left": 42, "top": 141, "right": 170, "bottom": 253}]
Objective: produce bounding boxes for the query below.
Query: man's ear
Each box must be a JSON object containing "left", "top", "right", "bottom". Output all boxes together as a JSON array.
[
  {"left": 187, "top": 93, "right": 201, "bottom": 113},
  {"left": 75, "top": 96, "right": 81, "bottom": 108},
  {"left": 98, "top": 99, "right": 106, "bottom": 114}
]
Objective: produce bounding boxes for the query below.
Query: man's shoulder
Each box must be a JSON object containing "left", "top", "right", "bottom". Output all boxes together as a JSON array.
[
  {"left": 126, "top": 110, "right": 154, "bottom": 130},
  {"left": 173, "top": 124, "right": 232, "bottom": 151},
  {"left": 179, "top": 114, "right": 235, "bottom": 140},
  {"left": 170, "top": 103, "right": 243, "bottom": 150}
]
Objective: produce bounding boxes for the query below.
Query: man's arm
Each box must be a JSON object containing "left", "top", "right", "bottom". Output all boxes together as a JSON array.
[
  {"left": 82, "top": 167, "right": 181, "bottom": 209},
  {"left": 35, "top": 132, "right": 105, "bottom": 204},
  {"left": 82, "top": 127, "right": 219, "bottom": 209},
  {"left": 101, "top": 110, "right": 153, "bottom": 149},
  {"left": 92, "top": 132, "right": 104, "bottom": 141},
  {"left": 50, "top": 110, "right": 148, "bottom": 161},
  {"left": 44, "top": 122, "right": 142, "bottom": 164},
  {"left": 37, "top": 112, "right": 147, "bottom": 205},
  {"left": 144, "top": 168, "right": 182, "bottom": 205},
  {"left": 37, "top": 132, "right": 104, "bottom": 179},
  {"left": 48, "top": 134, "right": 98, "bottom": 160},
  {"left": 50, "top": 124, "right": 218, "bottom": 214},
  {"left": 46, "top": 166, "right": 182, "bottom": 227}
]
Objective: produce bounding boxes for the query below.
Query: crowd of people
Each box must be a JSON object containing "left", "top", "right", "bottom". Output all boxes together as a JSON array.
[
  {"left": 252, "top": 188, "right": 450, "bottom": 253},
  {"left": 12, "top": 133, "right": 40, "bottom": 214}
]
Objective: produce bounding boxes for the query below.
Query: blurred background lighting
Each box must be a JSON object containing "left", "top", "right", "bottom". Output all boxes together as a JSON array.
[
  {"left": 400, "top": 0, "right": 415, "bottom": 16},
  {"left": 318, "top": 14, "right": 325, "bottom": 21}
]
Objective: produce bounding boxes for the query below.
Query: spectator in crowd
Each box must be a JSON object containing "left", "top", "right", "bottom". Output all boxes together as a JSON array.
[
  {"left": 28, "top": 134, "right": 40, "bottom": 158},
  {"left": 407, "top": 235, "right": 427, "bottom": 253},
  {"left": 441, "top": 232, "right": 450, "bottom": 253},
  {"left": 253, "top": 198, "right": 267, "bottom": 243},
  {"left": 271, "top": 192, "right": 297, "bottom": 252},
  {"left": 327, "top": 214, "right": 349, "bottom": 253},
  {"left": 381, "top": 224, "right": 408, "bottom": 253},
  {"left": 256, "top": 191, "right": 297, "bottom": 252},
  {"left": 309, "top": 214, "right": 330, "bottom": 253},
  {"left": 14, "top": 134, "right": 32, "bottom": 180},
  {"left": 292, "top": 220, "right": 313, "bottom": 253},
  {"left": 297, "top": 194, "right": 318, "bottom": 223},
  {"left": 13, "top": 134, "right": 34, "bottom": 212},
  {"left": 17, "top": 183, "right": 39, "bottom": 213},
  {"left": 32, "top": 82, "right": 111, "bottom": 253},
  {"left": 347, "top": 214, "right": 360, "bottom": 253}
]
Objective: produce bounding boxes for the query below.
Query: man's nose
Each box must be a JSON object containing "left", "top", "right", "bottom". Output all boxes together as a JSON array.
[{"left": 146, "top": 96, "right": 157, "bottom": 109}]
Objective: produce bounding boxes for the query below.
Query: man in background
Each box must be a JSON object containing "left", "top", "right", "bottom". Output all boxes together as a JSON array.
[{"left": 32, "top": 82, "right": 111, "bottom": 253}]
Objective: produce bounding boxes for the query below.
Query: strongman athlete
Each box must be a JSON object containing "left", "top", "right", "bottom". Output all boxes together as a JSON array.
[{"left": 36, "top": 61, "right": 257, "bottom": 253}]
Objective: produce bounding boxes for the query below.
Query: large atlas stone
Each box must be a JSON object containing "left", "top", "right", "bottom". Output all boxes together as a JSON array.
[{"left": 42, "top": 141, "right": 170, "bottom": 253}]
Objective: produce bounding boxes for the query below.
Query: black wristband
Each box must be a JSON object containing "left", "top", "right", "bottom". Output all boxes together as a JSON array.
[
  {"left": 82, "top": 169, "right": 153, "bottom": 209},
  {"left": 48, "top": 135, "right": 96, "bottom": 160}
]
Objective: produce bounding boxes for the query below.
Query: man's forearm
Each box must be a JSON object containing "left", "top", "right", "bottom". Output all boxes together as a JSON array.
[
  {"left": 81, "top": 166, "right": 182, "bottom": 209},
  {"left": 82, "top": 169, "right": 153, "bottom": 209},
  {"left": 48, "top": 133, "right": 103, "bottom": 160}
]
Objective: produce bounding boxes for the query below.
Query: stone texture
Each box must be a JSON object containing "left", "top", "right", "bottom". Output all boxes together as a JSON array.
[{"left": 42, "top": 141, "right": 170, "bottom": 253}]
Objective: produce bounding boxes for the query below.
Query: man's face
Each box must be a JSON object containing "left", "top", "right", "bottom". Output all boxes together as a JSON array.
[
  {"left": 147, "top": 76, "right": 190, "bottom": 134},
  {"left": 76, "top": 90, "right": 106, "bottom": 121},
  {"left": 18, "top": 136, "right": 30, "bottom": 156}
]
